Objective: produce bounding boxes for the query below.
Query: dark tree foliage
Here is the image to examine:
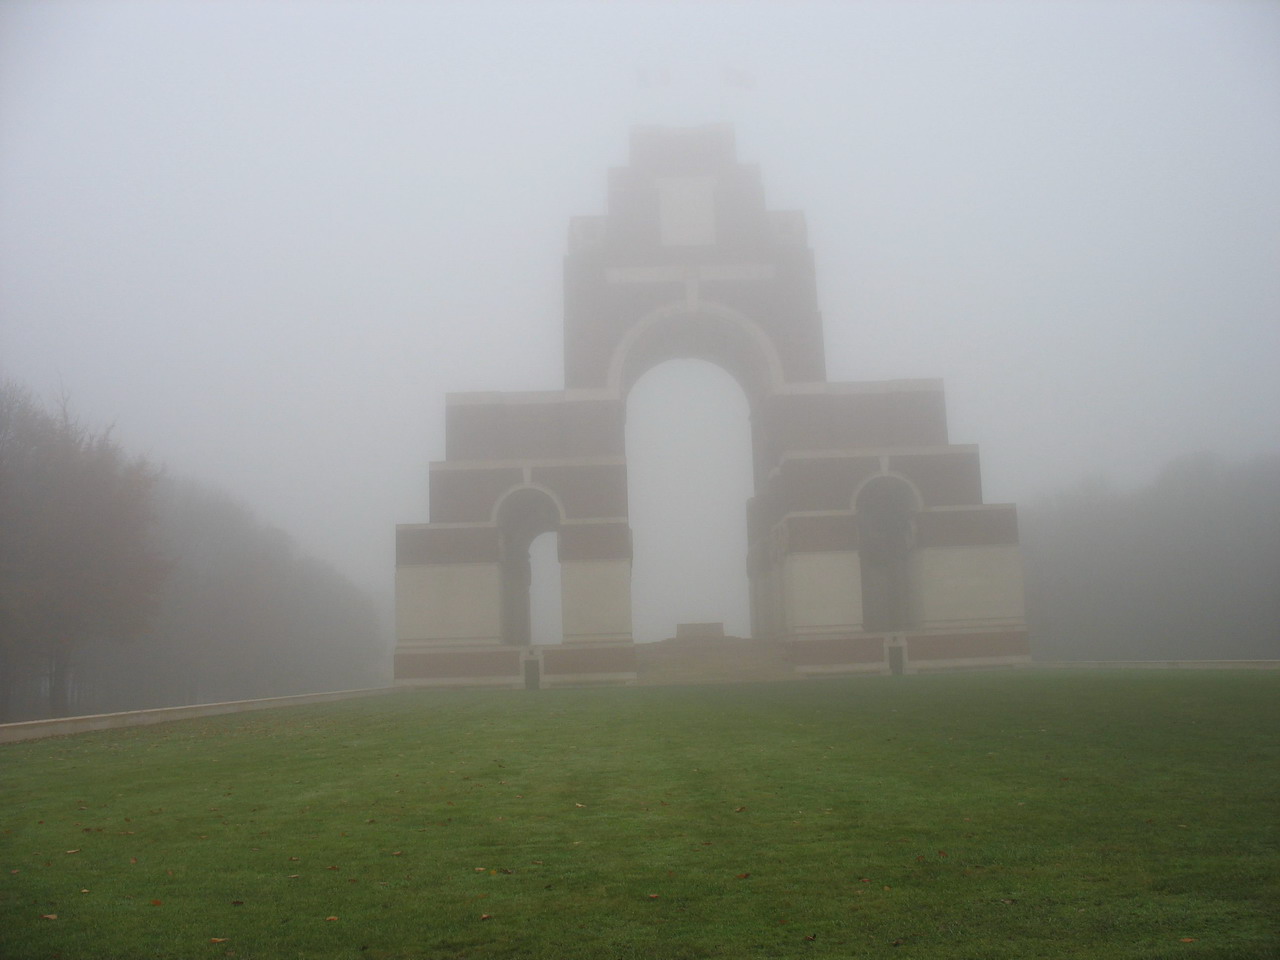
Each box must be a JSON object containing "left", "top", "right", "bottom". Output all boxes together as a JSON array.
[
  {"left": 1021, "top": 453, "right": 1280, "bottom": 661},
  {"left": 1, "top": 381, "right": 382, "bottom": 722},
  {"left": 0, "top": 384, "right": 166, "bottom": 718},
  {"left": 83, "top": 476, "right": 384, "bottom": 712}
]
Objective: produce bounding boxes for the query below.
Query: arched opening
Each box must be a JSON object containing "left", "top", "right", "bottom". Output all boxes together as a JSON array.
[
  {"left": 626, "top": 359, "right": 754, "bottom": 643},
  {"left": 611, "top": 304, "right": 781, "bottom": 403},
  {"left": 496, "top": 487, "right": 561, "bottom": 646},
  {"left": 855, "top": 476, "right": 918, "bottom": 632},
  {"left": 528, "top": 530, "right": 563, "bottom": 645}
]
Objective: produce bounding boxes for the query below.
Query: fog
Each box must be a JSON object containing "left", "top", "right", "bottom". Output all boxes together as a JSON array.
[{"left": 3, "top": 2, "right": 1278, "bottom": 651}]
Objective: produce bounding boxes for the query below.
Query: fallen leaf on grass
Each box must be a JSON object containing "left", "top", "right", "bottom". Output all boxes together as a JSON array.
[
  {"left": 734, "top": 806, "right": 748, "bottom": 813},
  {"left": 805, "top": 934, "right": 817, "bottom": 941},
  {"left": 287, "top": 875, "right": 300, "bottom": 879},
  {"left": 151, "top": 900, "right": 163, "bottom": 906},
  {"left": 325, "top": 916, "right": 338, "bottom": 922},
  {"left": 65, "top": 849, "right": 80, "bottom": 855},
  {"left": 736, "top": 873, "right": 751, "bottom": 879},
  {"left": 326, "top": 865, "right": 340, "bottom": 871},
  {"left": 391, "top": 851, "right": 403, "bottom": 856},
  {"left": 479, "top": 913, "right": 493, "bottom": 920},
  {"left": 41, "top": 914, "right": 57, "bottom": 920},
  {"left": 231, "top": 900, "right": 244, "bottom": 906},
  {"left": 1180, "top": 938, "right": 1197, "bottom": 943},
  {"left": 209, "top": 938, "right": 228, "bottom": 944},
  {"left": 647, "top": 894, "right": 659, "bottom": 900}
]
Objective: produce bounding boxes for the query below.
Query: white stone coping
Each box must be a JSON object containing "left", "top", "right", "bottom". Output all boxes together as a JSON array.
[{"left": 0, "top": 687, "right": 403, "bottom": 744}]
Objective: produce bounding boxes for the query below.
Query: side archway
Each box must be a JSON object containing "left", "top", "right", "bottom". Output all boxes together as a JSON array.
[
  {"left": 854, "top": 475, "right": 920, "bottom": 633},
  {"left": 609, "top": 302, "right": 772, "bottom": 640},
  {"left": 494, "top": 486, "right": 563, "bottom": 646}
]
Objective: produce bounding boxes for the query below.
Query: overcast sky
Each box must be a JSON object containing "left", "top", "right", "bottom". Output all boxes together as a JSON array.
[{"left": 3, "top": 1, "right": 1278, "bottom": 646}]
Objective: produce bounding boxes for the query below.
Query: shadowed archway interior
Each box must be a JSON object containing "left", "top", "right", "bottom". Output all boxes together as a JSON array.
[
  {"left": 855, "top": 476, "right": 918, "bottom": 632},
  {"left": 497, "top": 487, "right": 561, "bottom": 647}
]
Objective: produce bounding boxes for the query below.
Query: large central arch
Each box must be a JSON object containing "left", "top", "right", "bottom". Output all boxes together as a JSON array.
[
  {"left": 626, "top": 356, "right": 754, "bottom": 644},
  {"left": 395, "top": 125, "right": 1029, "bottom": 687},
  {"left": 608, "top": 300, "right": 786, "bottom": 402}
]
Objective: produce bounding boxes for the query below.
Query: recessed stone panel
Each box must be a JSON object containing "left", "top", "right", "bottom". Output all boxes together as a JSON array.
[
  {"left": 396, "top": 525, "right": 500, "bottom": 565},
  {"left": 541, "top": 643, "right": 638, "bottom": 676},
  {"left": 559, "top": 522, "right": 632, "bottom": 562},
  {"left": 783, "top": 514, "right": 857, "bottom": 553},
  {"left": 889, "top": 451, "right": 983, "bottom": 507},
  {"left": 393, "top": 647, "right": 522, "bottom": 679},
  {"left": 531, "top": 463, "right": 628, "bottom": 520},
  {"left": 787, "top": 636, "right": 885, "bottom": 666},
  {"left": 428, "top": 467, "right": 524, "bottom": 522},
  {"left": 916, "top": 506, "right": 1019, "bottom": 548},
  {"left": 906, "top": 631, "right": 1030, "bottom": 662},
  {"left": 773, "top": 456, "right": 880, "bottom": 515}
]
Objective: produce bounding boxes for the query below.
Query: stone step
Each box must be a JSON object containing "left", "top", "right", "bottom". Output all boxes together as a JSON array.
[{"left": 634, "top": 637, "right": 794, "bottom": 685}]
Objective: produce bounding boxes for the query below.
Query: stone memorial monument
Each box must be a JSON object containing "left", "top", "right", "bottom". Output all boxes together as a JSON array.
[{"left": 395, "top": 125, "right": 1029, "bottom": 688}]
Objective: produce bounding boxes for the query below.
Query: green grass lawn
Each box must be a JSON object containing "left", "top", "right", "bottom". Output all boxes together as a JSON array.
[{"left": 2, "top": 671, "right": 1277, "bottom": 959}]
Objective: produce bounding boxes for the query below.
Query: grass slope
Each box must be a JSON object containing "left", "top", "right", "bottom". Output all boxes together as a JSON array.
[{"left": 2, "top": 671, "right": 1277, "bottom": 959}]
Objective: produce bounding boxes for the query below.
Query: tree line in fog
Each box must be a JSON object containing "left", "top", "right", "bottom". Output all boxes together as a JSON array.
[
  {"left": 0, "top": 381, "right": 381, "bottom": 722},
  {"left": 1021, "top": 452, "right": 1280, "bottom": 662},
  {"left": 3, "top": 374, "right": 1277, "bottom": 724}
]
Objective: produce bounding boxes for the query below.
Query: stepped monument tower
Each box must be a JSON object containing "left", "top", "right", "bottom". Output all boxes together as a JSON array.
[{"left": 395, "top": 125, "right": 1029, "bottom": 687}]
